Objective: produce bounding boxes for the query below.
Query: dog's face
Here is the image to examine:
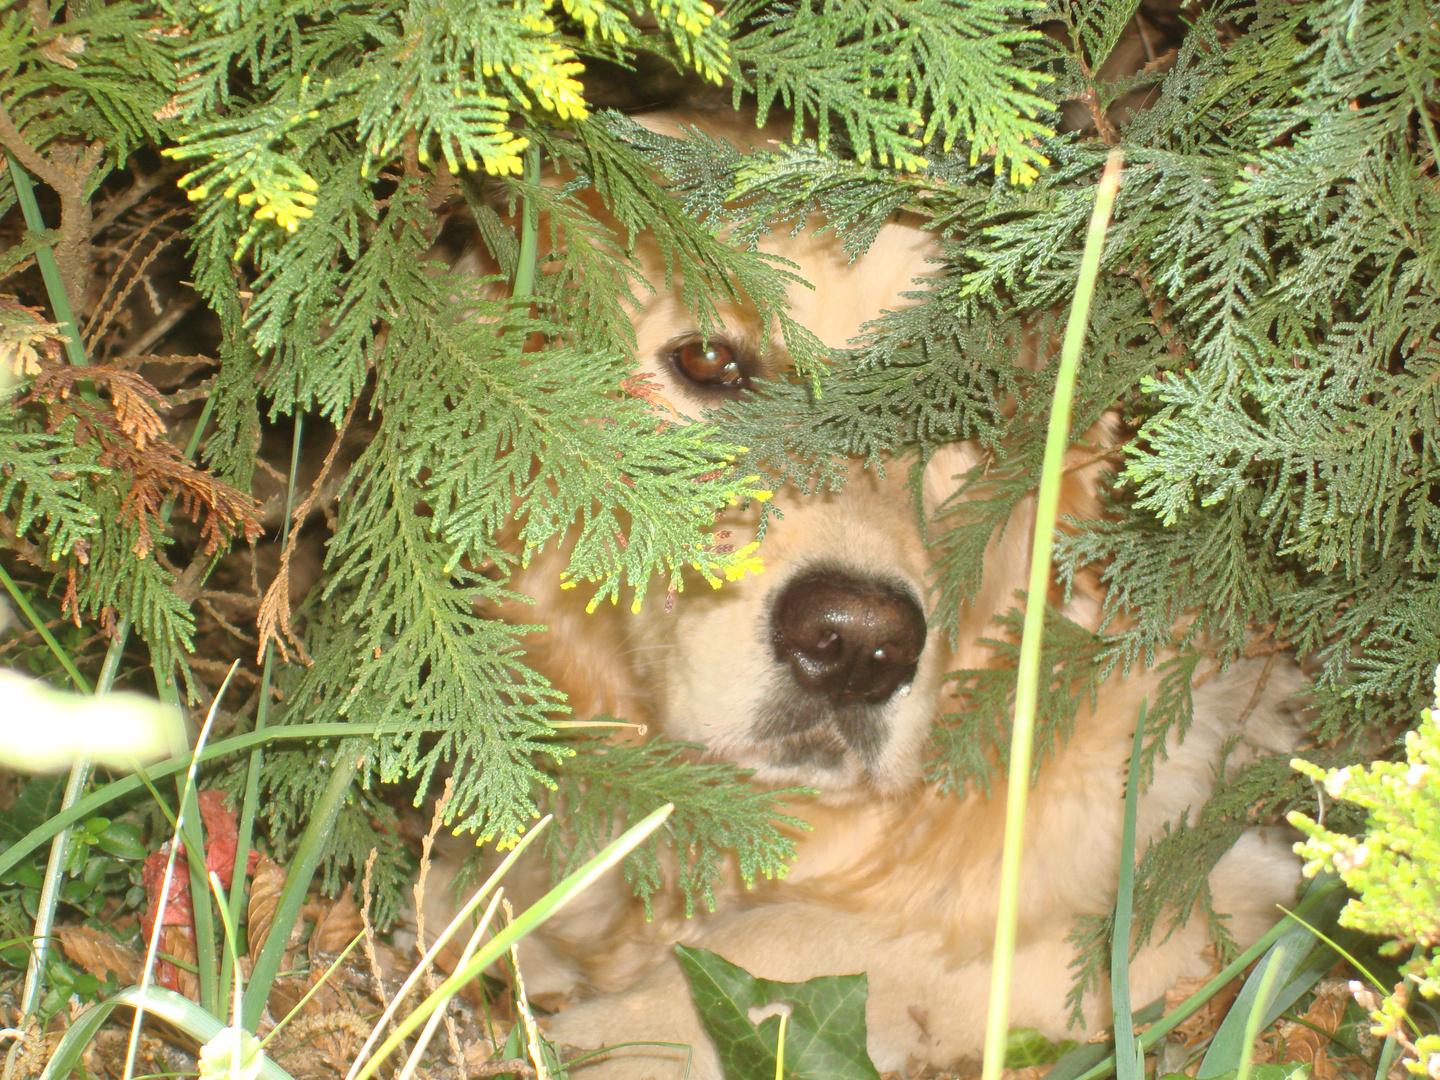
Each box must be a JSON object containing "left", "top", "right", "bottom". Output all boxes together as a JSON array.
[{"left": 617, "top": 217, "right": 970, "bottom": 796}]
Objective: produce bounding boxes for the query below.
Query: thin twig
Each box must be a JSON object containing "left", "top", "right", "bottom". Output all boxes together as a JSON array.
[
  {"left": 91, "top": 164, "right": 184, "bottom": 234},
  {"left": 84, "top": 209, "right": 189, "bottom": 350},
  {"left": 1233, "top": 652, "right": 1279, "bottom": 730},
  {"left": 255, "top": 397, "right": 359, "bottom": 662},
  {"left": 1133, "top": 12, "right": 1156, "bottom": 64},
  {"left": 127, "top": 301, "right": 201, "bottom": 358},
  {"left": 0, "top": 101, "right": 67, "bottom": 192}
]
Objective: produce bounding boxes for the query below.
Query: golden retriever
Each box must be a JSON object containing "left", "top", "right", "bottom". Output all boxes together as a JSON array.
[{"left": 438, "top": 112, "right": 1305, "bottom": 1080}]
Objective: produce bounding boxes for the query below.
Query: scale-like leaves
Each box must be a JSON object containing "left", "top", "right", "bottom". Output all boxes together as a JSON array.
[
  {"left": 551, "top": 740, "right": 805, "bottom": 915},
  {"left": 5, "top": 0, "right": 1438, "bottom": 994}
]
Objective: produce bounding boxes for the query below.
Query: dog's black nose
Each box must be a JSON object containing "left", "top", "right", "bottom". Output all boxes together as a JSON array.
[{"left": 771, "top": 571, "right": 927, "bottom": 707}]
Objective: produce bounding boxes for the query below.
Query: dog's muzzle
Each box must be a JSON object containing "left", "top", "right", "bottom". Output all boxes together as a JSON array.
[
  {"left": 754, "top": 569, "right": 928, "bottom": 771},
  {"left": 771, "top": 570, "right": 927, "bottom": 705}
]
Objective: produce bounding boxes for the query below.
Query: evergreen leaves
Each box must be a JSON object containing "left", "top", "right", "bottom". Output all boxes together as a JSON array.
[
  {"left": 3, "top": 0, "right": 1438, "bottom": 985},
  {"left": 728, "top": 0, "right": 1054, "bottom": 180},
  {"left": 551, "top": 740, "right": 805, "bottom": 915}
]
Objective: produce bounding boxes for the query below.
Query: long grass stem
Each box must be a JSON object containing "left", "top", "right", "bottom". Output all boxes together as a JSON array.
[
  {"left": 3, "top": 153, "right": 87, "bottom": 369},
  {"left": 1057, "top": 876, "right": 1343, "bottom": 1080},
  {"left": 0, "top": 564, "right": 91, "bottom": 692},
  {"left": 979, "top": 148, "right": 1125, "bottom": 1080},
  {"left": 242, "top": 747, "right": 366, "bottom": 1031},
  {"left": 512, "top": 143, "right": 541, "bottom": 298},
  {"left": 1112, "top": 702, "right": 1149, "bottom": 1080},
  {"left": 0, "top": 722, "right": 409, "bottom": 879},
  {"left": 223, "top": 404, "right": 303, "bottom": 1001},
  {"left": 123, "top": 667, "right": 233, "bottom": 1080}
]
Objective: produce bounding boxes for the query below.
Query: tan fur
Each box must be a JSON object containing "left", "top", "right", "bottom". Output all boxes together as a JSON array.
[{"left": 435, "top": 114, "right": 1304, "bottom": 1079}]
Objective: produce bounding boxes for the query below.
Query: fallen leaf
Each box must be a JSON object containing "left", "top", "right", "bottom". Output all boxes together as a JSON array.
[
  {"left": 310, "top": 883, "right": 364, "bottom": 959},
  {"left": 246, "top": 853, "right": 286, "bottom": 959},
  {"left": 58, "top": 925, "right": 141, "bottom": 984}
]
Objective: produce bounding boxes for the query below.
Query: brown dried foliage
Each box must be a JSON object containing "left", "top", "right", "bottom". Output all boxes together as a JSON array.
[
  {"left": 57, "top": 924, "right": 142, "bottom": 985},
  {"left": 247, "top": 852, "right": 288, "bottom": 959},
  {"left": 23, "top": 360, "right": 262, "bottom": 558}
]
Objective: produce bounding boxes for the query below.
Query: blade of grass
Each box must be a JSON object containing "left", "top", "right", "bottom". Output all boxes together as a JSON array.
[
  {"left": 1269, "top": 908, "right": 1403, "bottom": 1020},
  {"left": 39, "top": 986, "right": 298, "bottom": 1080},
  {"left": 207, "top": 870, "right": 249, "bottom": 1080},
  {"left": 15, "top": 606, "right": 141, "bottom": 1018},
  {"left": 352, "top": 803, "right": 675, "bottom": 1080},
  {"left": 341, "top": 816, "right": 554, "bottom": 1080},
  {"left": 1048, "top": 874, "right": 1344, "bottom": 1080},
  {"left": 224, "top": 405, "right": 305, "bottom": 1004},
  {"left": 4, "top": 153, "right": 87, "bottom": 370},
  {"left": 123, "top": 664, "right": 236, "bottom": 1080},
  {"left": 394, "top": 889, "right": 506, "bottom": 1080},
  {"left": 0, "top": 564, "right": 91, "bottom": 693},
  {"left": 258, "top": 928, "right": 368, "bottom": 1052},
  {"left": 1234, "top": 952, "right": 1284, "bottom": 1080},
  {"left": 1042, "top": 999, "right": 1167, "bottom": 1080},
  {"left": 173, "top": 703, "right": 220, "bottom": 1015},
  {"left": 1112, "top": 701, "right": 1149, "bottom": 1080},
  {"left": 1197, "top": 885, "right": 1349, "bottom": 1077},
  {"left": 512, "top": 143, "right": 540, "bottom": 298},
  {"left": 0, "top": 722, "right": 412, "bottom": 879},
  {"left": 16, "top": 346, "right": 221, "bottom": 1022},
  {"left": 14, "top": 608, "right": 137, "bottom": 1021},
  {"left": 241, "top": 745, "right": 366, "bottom": 1031},
  {"left": 981, "top": 147, "right": 1126, "bottom": 1080}
]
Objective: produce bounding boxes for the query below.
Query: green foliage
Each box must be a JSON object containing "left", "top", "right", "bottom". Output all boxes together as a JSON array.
[
  {"left": 727, "top": 0, "right": 1055, "bottom": 179},
  {"left": 0, "top": 414, "right": 104, "bottom": 562},
  {"left": 1289, "top": 667, "right": 1440, "bottom": 1076},
  {"left": 549, "top": 739, "right": 807, "bottom": 916},
  {"left": 677, "top": 944, "right": 881, "bottom": 1080},
  {"left": 2, "top": 0, "right": 1437, "bottom": 1014},
  {"left": 1005, "top": 1028, "right": 1078, "bottom": 1067}
]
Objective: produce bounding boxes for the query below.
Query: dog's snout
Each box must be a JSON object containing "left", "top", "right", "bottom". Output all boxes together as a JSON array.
[{"left": 771, "top": 571, "right": 927, "bottom": 707}]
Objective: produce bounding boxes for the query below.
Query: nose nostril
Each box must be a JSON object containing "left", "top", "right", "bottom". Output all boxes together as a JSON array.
[{"left": 771, "top": 570, "right": 927, "bottom": 707}]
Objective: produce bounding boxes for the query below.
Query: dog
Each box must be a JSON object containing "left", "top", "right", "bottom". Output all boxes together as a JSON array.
[{"left": 435, "top": 111, "right": 1305, "bottom": 1079}]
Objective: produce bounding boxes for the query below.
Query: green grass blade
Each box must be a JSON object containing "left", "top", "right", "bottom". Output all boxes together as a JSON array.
[
  {"left": 15, "top": 334, "right": 223, "bottom": 1022},
  {"left": 512, "top": 143, "right": 541, "bottom": 298},
  {"left": 241, "top": 747, "right": 365, "bottom": 1031},
  {"left": 4, "top": 153, "right": 87, "bottom": 369},
  {"left": 224, "top": 408, "right": 303, "bottom": 1004},
  {"left": 1043, "top": 1000, "right": 1167, "bottom": 1080},
  {"left": 981, "top": 147, "right": 1126, "bottom": 1080},
  {"left": 39, "top": 986, "right": 297, "bottom": 1080},
  {"left": 0, "top": 564, "right": 91, "bottom": 693},
  {"left": 352, "top": 803, "right": 675, "bottom": 1080},
  {"left": 124, "top": 673, "right": 233, "bottom": 1080},
  {"left": 340, "top": 817, "right": 554, "bottom": 1080},
  {"left": 0, "top": 723, "right": 406, "bottom": 878},
  {"left": 1048, "top": 875, "right": 1344, "bottom": 1080},
  {"left": 1197, "top": 883, "right": 1347, "bottom": 1078},
  {"left": 395, "top": 890, "right": 505, "bottom": 1080},
  {"left": 1234, "top": 953, "right": 1285, "bottom": 1080},
  {"left": 1112, "top": 701, "right": 1149, "bottom": 1080}
]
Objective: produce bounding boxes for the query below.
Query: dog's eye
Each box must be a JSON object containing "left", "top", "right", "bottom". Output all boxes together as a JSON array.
[{"left": 670, "top": 338, "right": 749, "bottom": 391}]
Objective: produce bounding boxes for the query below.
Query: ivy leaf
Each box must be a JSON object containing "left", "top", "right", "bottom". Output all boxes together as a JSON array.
[
  {"left": 676, "top": 944, "right": 881, "bottom": 1080},
  {"left": 0, "top": 774, "right": 67, "bottom": 851},
  {"left": 1006, "top": 1027, "right": 1077, "bottom": 1067}
]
